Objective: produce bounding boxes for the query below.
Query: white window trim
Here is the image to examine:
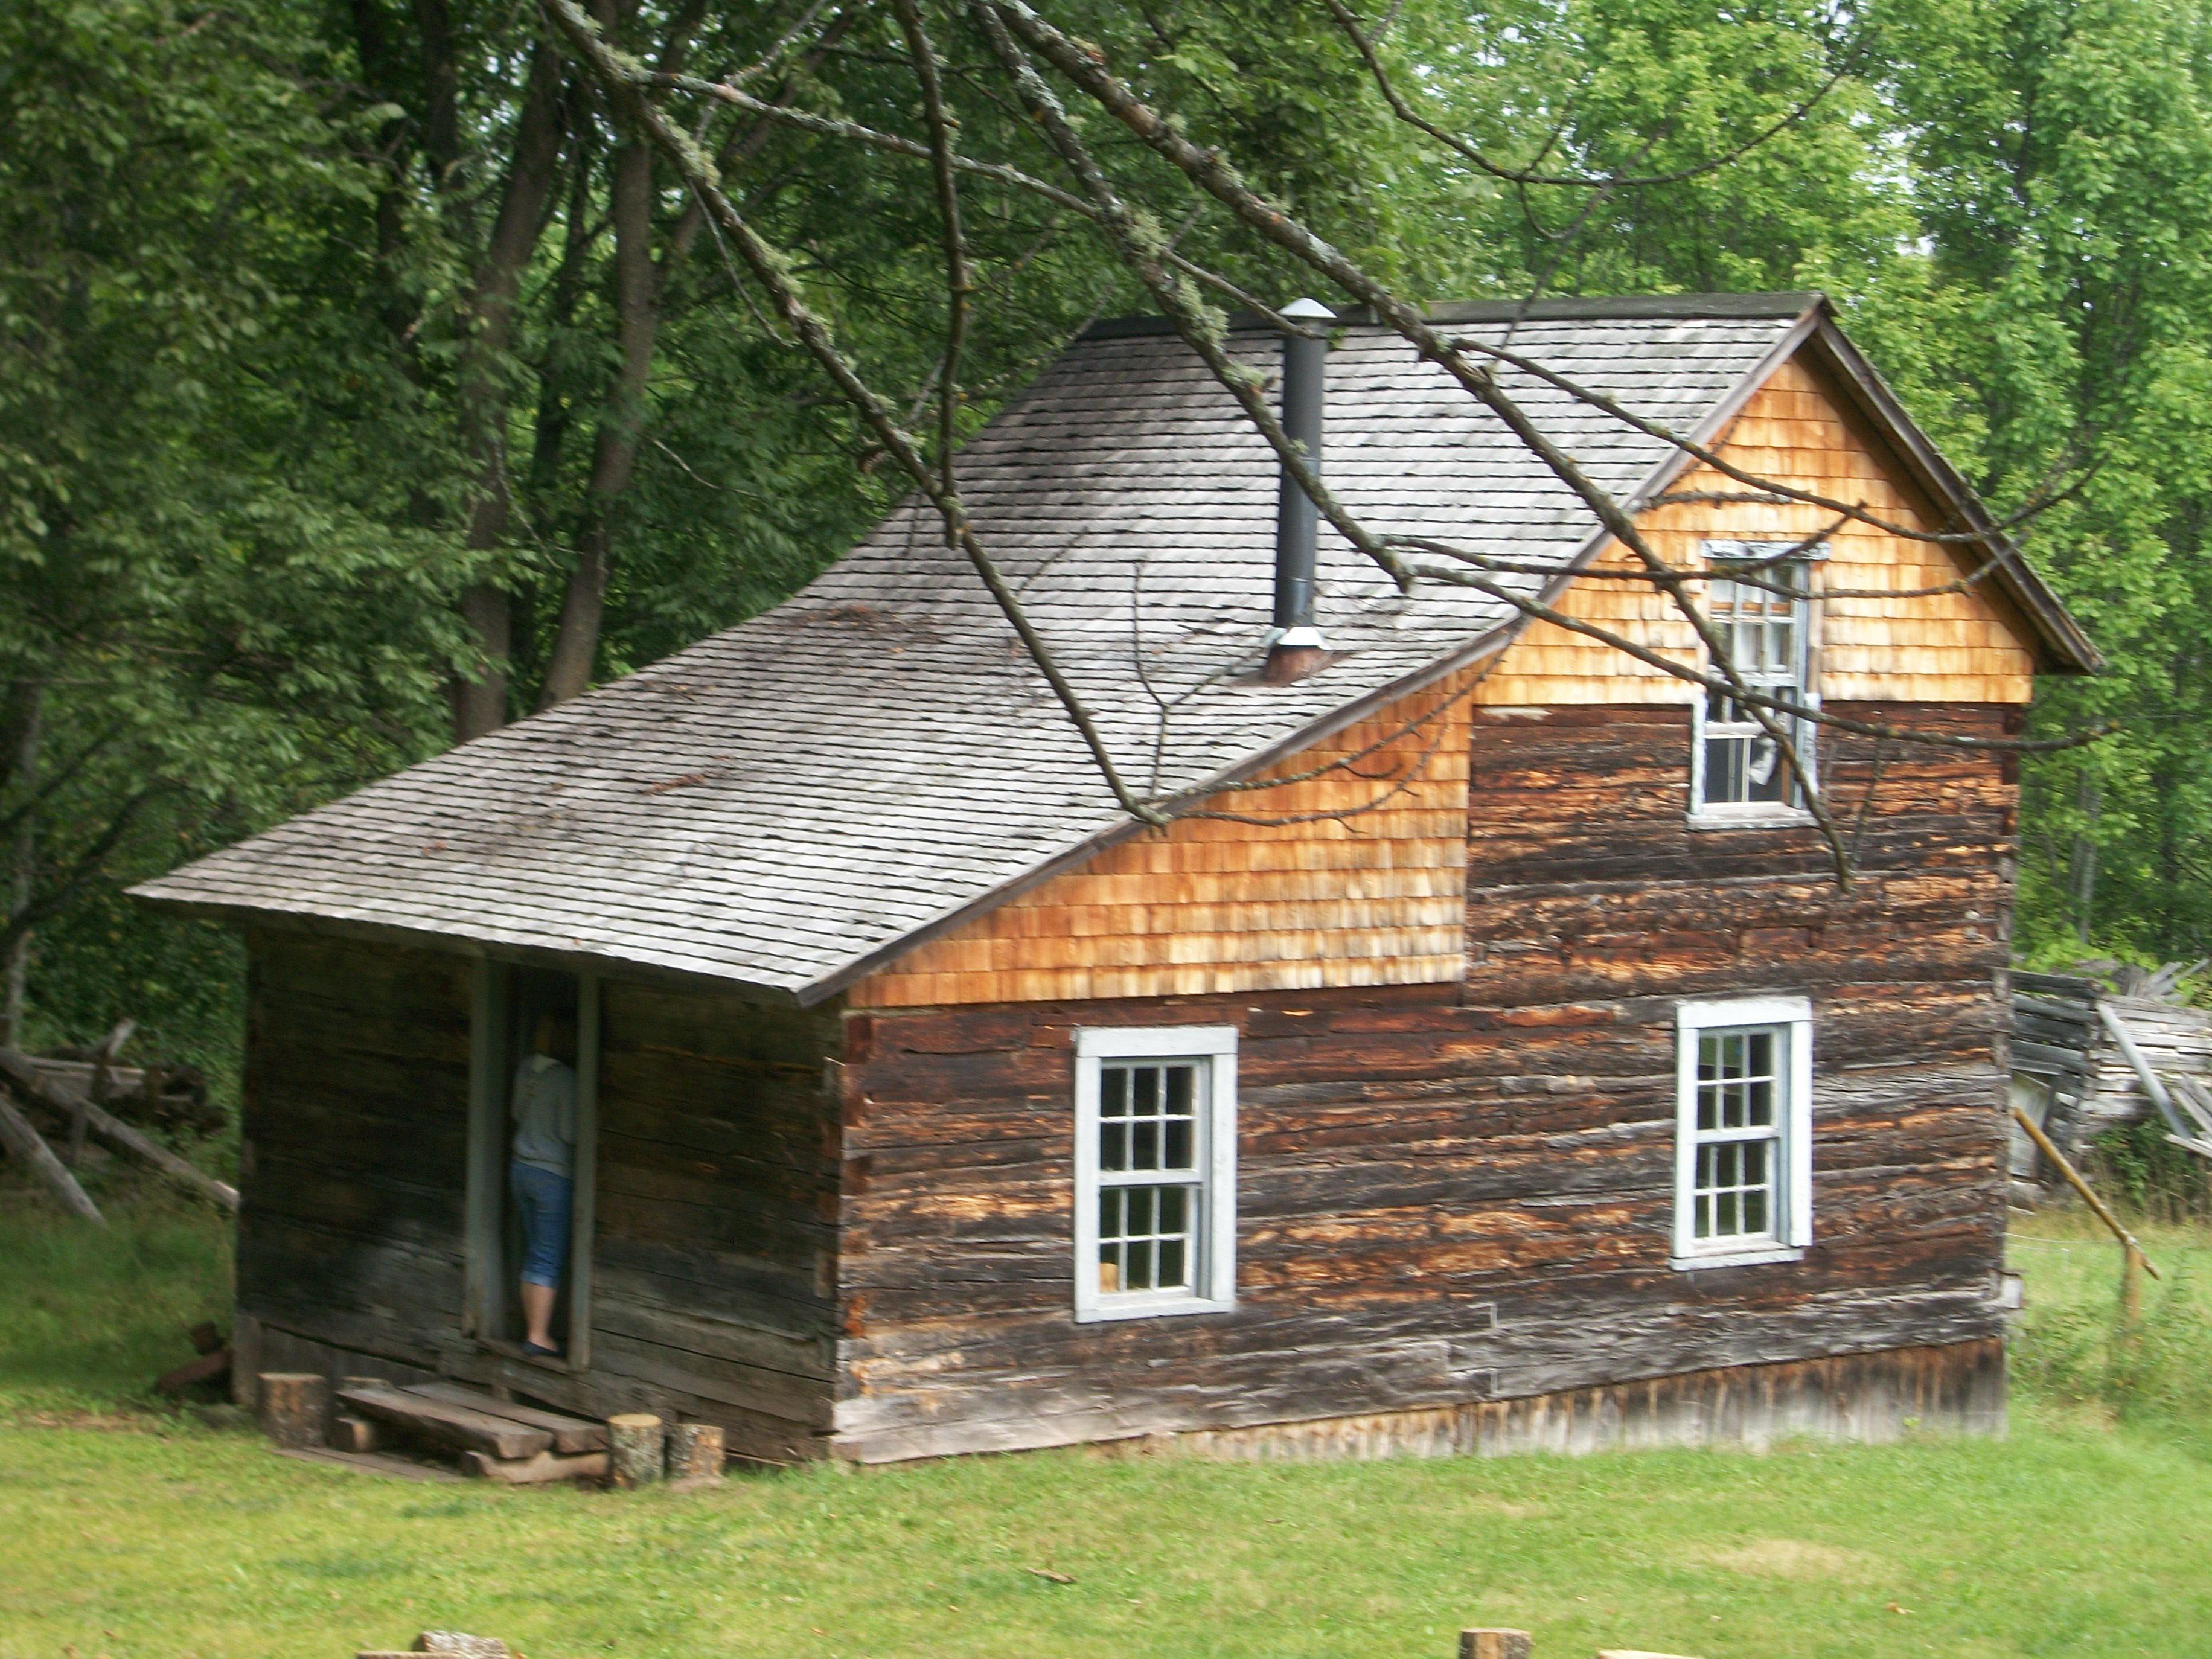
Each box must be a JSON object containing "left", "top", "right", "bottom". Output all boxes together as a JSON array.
[
  {"left": 1073, "top": 1024, "right": 1238, "bottom": 1323},
  {"left": 1672, "top": 994, "right": 1814, "bottom": 1270},
  {"left": 1687, "top": 540, "right": 1821, "bottom": 829}
]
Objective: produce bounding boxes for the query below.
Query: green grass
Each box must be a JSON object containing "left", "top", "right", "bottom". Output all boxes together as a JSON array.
[
  {"left": 0, "top": 1184, "right": 232, "bottom": 1419},
  {"left": 2, "top": 1183, "right": 2211, "bottom": 1659}
]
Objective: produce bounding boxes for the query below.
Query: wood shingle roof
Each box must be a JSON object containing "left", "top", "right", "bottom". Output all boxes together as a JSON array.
[{"left": 135, "top": 295, "right": 2073, "bottom": 1002}]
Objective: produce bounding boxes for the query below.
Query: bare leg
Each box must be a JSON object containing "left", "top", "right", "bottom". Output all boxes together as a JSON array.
[{"left": 522, "top": 1281, "right": 559, "bottom": 1351}]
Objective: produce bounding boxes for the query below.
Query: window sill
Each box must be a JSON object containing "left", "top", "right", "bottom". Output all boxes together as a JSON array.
[
  {"left": 1074, "top": 1293, "right": 1235, "bottom": 1325},
  {"left": 1670, "top": 1244, "right": 1806, "bottom": 1273},
  {"left": 1686, "top": 808, "right": 1816, "bottom": 831}
]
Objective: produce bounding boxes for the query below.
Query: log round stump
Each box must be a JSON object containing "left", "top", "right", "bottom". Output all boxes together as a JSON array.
[
  {"left": 607, "top": 1413, "right": 665, "bottom": 1489},
  {"left": 257, "top": 1372, "right": 330, "bottom": 1450},
  {"left": 666, "top": 1422, "right": 726, "bottom": 1483}
]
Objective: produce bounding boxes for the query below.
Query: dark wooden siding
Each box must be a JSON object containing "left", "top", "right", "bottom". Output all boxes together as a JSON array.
[
  {"left": 238, "top": 931, "right": 471, "bottom": 1369},
  {"left": 584, "top": 980, "right": 842, "bottom": 1460},
  {"left": 237, "top": 935, "right": 842, "bottom": 1462},
  {"left": 830, "top": 702, "right": 2014, "bottom": 1462}
]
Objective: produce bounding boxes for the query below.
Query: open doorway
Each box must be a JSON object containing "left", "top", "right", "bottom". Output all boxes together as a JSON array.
[{"left": 465, "top": 962, "right": 599, "bottom": 1369}]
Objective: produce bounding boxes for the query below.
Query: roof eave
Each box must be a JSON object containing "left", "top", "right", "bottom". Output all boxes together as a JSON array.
[
  {"left": 1795, "top": 317, "right": 2102, "bottom": 676},
  {"left": 128, "top": 889, "right": 811, "bottom": 1007}
]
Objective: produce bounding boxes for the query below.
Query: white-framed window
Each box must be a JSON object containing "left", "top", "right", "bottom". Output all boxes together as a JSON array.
[
  {"left": 1672, "top": 995, "right": 1814, "bottom": 1269},
  {"left": 1691, "top": 542, "right": 1818, "bottom": 821},
  {"left": 1073, "top": 1024, "right": 1238, "bottom": 1322}
]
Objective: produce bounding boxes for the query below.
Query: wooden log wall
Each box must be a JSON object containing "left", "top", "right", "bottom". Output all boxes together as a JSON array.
[
  {"left": 238, "top": 932, "right": 472, "bottom": 1375},
  {"left": 1472, "top": 353, "right": 2041, "bottom": 709},
  {"left": 569, "top": 980, "right": 840, "bottom": 1463},
  {"left": 829, "top": 703, "right": 2016, "bottom": 1463},
  {"left": 237, "top": 933, "right": 841, "bottom": 1462}
]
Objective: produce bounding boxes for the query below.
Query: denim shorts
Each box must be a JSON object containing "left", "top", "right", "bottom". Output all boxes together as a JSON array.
[{"left": 509, "top": 1160, "right": 574, "bottom": 1289}]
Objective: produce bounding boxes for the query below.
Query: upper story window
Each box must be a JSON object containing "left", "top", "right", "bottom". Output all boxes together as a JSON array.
[
  {"left": 1072, "top": 1024, "right": 1238, "bottom": 1322},
  {"left": 1694, "top": 544, "right": 1817, "bottom": 819},
  {"left": 1672, "top": 994, "right": 1814, "bottom": 1269}
]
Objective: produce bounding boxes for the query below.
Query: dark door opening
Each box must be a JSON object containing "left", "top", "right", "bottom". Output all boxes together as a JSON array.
[{"left": 467, "top": 962, "right": 599, "bottom": 1369}]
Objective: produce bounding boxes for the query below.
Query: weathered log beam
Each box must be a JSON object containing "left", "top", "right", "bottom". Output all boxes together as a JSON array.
[
  {"left": 0, "top": 1047, "right": 238, "bottom": 1211},
  {"left": 461, "top": 1448, "right": 609, "bottom": 1485},
  {"left": 0, "top": 1083, "right": 103, "bottom": 1224},
  {"left": 2094, "top": 1002, "right": 2196, "bottom": 1141}
]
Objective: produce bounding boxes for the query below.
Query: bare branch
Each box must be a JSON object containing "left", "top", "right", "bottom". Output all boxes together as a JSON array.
[
  {"left": 1322, "top": 0, "right": 1855, "bottom": 190},
  {"left": 543, "top": 0, "right": 1165, "bottom": 824}
]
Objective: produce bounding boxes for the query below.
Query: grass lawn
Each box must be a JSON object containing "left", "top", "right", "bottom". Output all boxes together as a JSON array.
[{"left": 4, "top": 1188, "right": 2211, "bottom": 1659}]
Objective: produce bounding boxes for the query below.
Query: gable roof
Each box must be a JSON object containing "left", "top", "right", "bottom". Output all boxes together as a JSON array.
[{"left": 133, "top": 293, "right": 2092, "bottom": 1003}]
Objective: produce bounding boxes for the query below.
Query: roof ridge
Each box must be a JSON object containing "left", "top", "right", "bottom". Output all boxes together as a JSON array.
[{"left": 1081, "top": 292, "right": 1824, "bottom": 340}]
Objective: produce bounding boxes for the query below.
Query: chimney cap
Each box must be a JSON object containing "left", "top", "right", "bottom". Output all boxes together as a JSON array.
[{"left": 1280, "top": 297, "right": 1335, "bottom": 322}]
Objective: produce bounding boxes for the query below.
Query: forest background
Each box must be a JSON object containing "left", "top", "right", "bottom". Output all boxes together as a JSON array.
[{"left": 4, "top": 0, "right": 2210, "bottom": 1089}]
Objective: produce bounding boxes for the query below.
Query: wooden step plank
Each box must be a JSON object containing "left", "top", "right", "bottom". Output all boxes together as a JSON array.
[
  {"left": 336, "top": 1385, "right": 551, "bottom": 1461},
  {"left": 404, "top": 1382, "right": 606, "bottom": 1454}
]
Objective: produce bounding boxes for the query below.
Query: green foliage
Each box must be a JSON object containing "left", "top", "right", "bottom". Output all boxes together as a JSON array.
[
  {"left": 0, "top": 0, "right": 470, "bottom": 1066},
  {"left": 1862, "top": 0, "right": 2212, "bottom": 958},
  {"left": 0, "top": 1183, "right": 232, "bottom": 1419},
  {"left": 2010, "top": 1212, "right": 2212, "bottom": 1450},
  {"left": 1396, "top": 0, "right": 1911, "bottom": 299},
  {"left": 2083, "top": 1117, "right": 2212, "bottom": 1222}
]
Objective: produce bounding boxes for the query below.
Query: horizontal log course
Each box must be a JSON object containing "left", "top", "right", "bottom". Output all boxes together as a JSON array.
[{"left": 830, "top": 694, "right": 2016, "bottom": 1458}]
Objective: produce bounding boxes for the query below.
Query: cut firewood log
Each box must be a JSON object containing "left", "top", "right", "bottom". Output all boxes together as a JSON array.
[
  {"left": 667, "top": 1422, "right": 725, "bottom": 1482},
  {"left": 336, "top": 1385, "right": 552, "bottom": 1462},
  {"left": 155, "top": 1347, "right": 231, "bottom": 1397},
  {"left": 1459, "top": 1633, "right": 1532, "bottom": 1659},
  {"left": 0, "top": 1049, "right": 237, "bottom": 1210},
  {"left": 461, "top": 1448, "right": 611, "bottom": 1485},
  {"left": 403, "top": 1383, "right": 607, "bottom": 1453},
  {"left": 607, "top": 1413, "right": 665, "bottom": 1489},
  {"left": 258, "top": 1372, "right": 330, "bottom": 1449},
  {"left": 0, "top": 1084, "right": 104, "bottom": 1224}
]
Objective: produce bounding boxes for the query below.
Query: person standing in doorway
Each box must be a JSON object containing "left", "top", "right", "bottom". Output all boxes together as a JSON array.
[{"left": 510, "top": 1010, "right": 578, "bottom": 1357}]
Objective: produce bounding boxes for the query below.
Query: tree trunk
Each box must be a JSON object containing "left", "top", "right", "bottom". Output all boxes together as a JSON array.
[
  {"left": 446, "top": 42, "right": 572, "bottom": 744},
  {"left": 1, "top": 680, "right": 42, "bottom": 1049},
  {"left": 2070, "top": 765, "right": 2100, "bottom": 945},
  {"left": 537, "top": 1, "right": 688, "bottom": 711},
  {"left": 536, "top": 0, "right": 818, "bottom": 712}
]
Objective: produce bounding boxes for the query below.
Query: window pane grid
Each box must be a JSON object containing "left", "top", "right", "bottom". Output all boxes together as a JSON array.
[
  {"left": 1701, "top": 561, "right": 1810, "bottom": 808},
  {"left": 1690, "top": 1024, "right": 1785, "bottom": 1244},
  {"left": 1096, "top": 1060, "right": 1203, "bottom": 1298}
]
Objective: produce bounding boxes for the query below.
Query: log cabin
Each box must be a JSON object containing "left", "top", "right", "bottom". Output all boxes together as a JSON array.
[{"left": 136, "top": 292, "right": 2097, "bottom": 1466}]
